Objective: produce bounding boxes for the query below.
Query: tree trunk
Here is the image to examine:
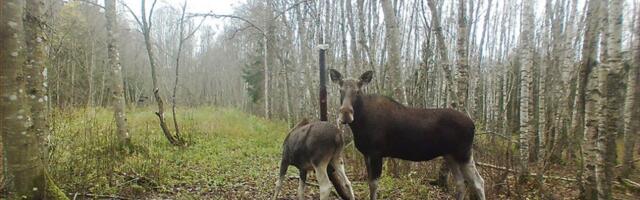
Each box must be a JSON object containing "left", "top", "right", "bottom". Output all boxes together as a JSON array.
[
  {"left": 427, "top": 0, "right": 457, "bottom": 108},
  {"left": 621, "top": 9, "right": 640, "bottom": 178},
  {"left": 105, "top": 0, "right": 132, "bottom": 147},
  {"left": 1, "top": 0, "right": 45, "bottom": 198},
  {"left": 578, "top": 0, "right": 604, "bottom": 198},
  {"left": 171, "top": 1, "right": 191, "bottom": 143},
  {"left": 596, "top": 0, "right": 624, "bottom": 198},
  {"left": 136, "top": 0, "right": 181, "bottom": 146},
  {"left": 456, "top": 0, "right": 469, "bottom": 112},
  {"left": 518, "top": 0, "right": 535, "bottom": 182},
  {"left": 264, "top": 0, "right": 276, "bottom": 119},
  {"left": 380, "top": 0, "right": 401, "bottom": 96}
]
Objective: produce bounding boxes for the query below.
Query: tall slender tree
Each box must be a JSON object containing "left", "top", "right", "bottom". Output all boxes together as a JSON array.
[
  {"left": 518, "top": 0, "right": 535, "bottom": 182},
  {"left": 597, "top": 0, "right": 624, "bottom": 198},
  {"left": 124, "top": 0, "right": 183, "bottom": 145},
  {"left": 578, "top": 0, "right": 604, "bottom": 198},
  {"left": 621, "top": 5, "right": 640, "bottom": 179},
  {"left": 105, "top": 0, "right": 131, "bottom": 147},
  {"left": 456, "top": 0, "right": 469, "bottom": 112}
]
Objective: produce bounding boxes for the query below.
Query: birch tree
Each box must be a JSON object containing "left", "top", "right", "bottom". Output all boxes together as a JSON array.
[
  {"left": 579, "top": 0, "right": 603, "bottom": 198},
  {"left": 105, "top": 0, "right": 131, "bottom": 147},
  {"left": 381, "top": 0, "right": 401, "bottom": 97},
  {"left": 597, "top": 0, "right": 624, "bottom": 197},
  {"left": 518, "top": 0, "right": 535, "bottom": 181},
  {"left": 621, "top": 7, "right": 640, "bottom": 179},
  {"left": 456, "top": 0, "right": 469, "bottom": 111}
]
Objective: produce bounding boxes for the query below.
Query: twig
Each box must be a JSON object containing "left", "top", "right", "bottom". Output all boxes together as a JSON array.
[
  {"left": 286, "top": 176, "right": 340, "bottom": 196},
  {"left": 475, "top": 162, "right": 578, "bottom": 182},
  {"left": 74, "top": 0, "right": 105, "bottom": 9},
  {"left": 615, "top": 158, "right": 640, "bottom": 168},
  {"left": 68, "top": 193, "right": 130, "bottom": 200},
  {"left": 476, "top": 131, "right": 517, "bottom": 143},
  {"left": 188, "top": 13, "right": 264, "bottom": 34},
  {"left": 287, "top": 175, "right": 319, "bottom": 187},
  {"left": 619, "top": 178, "right": 640, "bottom": 191}
]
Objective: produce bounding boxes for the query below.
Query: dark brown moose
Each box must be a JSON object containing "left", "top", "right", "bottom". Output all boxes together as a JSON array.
[
  {"left": 272, "top": 119, "right": 354, "bottom": 200},
  {"left": 329, "top": 69, "right": 485, "bottom": 200}
]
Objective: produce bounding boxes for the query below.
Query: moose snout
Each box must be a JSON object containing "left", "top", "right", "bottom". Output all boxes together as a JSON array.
[{"left": 338, "top": 106, "right": 354, "bottom": 124}]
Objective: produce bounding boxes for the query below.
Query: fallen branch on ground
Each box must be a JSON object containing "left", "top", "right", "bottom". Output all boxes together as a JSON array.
[
  {"left": 618, "top": 178, "right": 640, "bottom": 192},
  {"left": 475, "top": 162, "right": 578, "bottom": 182},
  {"left": 615, "top": 158, "right": 640, "bottom": 168},
  {"left": 70, "top": 192, "right": 130, "bottom": 200}
]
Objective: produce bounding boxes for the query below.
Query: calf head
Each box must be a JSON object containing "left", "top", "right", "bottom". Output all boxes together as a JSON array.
[{"left": 329, "top": 69, "right": 373, "bottom": 124}]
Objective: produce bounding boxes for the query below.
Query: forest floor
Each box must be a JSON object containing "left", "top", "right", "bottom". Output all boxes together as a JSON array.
[{"left": 48, "top": 107, "right": 639, "bottom": 199}]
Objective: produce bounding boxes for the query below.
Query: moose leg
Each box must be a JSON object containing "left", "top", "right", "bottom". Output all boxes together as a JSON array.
[
  {"left": 297, "top": 170, "right": 307, "bottom": 200},
  {"left": 365, "top": 156, "right": 383, "bottom": 200},
  {"left": 460, "top": 155, "right": 486, "bottom": 200},
  {"left": 313, "top": 162, "right": 332, "bottom": 200},
  {"left": 272, "top": 175, "right": 285, "bottom": 200},
  {"left": 445, "top": 156, "right": 466, "bottom": 200},
  {"left": 272, "top": 160, "right": 288, "bottom": 200},
  {"left": 332, "top": 157, "right": 355, "bottom": 200}
]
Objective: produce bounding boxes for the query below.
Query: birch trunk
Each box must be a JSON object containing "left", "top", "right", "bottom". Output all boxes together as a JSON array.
[
  {"left": 578, "top": 0, "right": 603, "bottom": 198},
  {"left": 380, "top": 0, "right": 401, "bottom": 97},
  {"left": 621, "top": 8, "right": 640, "bottom": 178},
  {"left": 596, "top": 0, "right": 624, "bottom": 198},
  {"left": 106, "top": 0, "right": 131, "bottom": 146},
  {"left": 519, "top": 0, "right": 535, "bottom": 181},
  {"left": 456, "top": 0, "right": 469, "bottom": 112}
]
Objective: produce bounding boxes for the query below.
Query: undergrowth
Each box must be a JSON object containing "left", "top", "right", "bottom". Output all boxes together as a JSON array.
[{"left": 47, "top": 107, "right": 638, "bottom": 199}]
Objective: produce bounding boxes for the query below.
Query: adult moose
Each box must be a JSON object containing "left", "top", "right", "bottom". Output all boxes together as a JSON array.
[{"left": 329, "top": 69, "right": 485, "bottom": 200}]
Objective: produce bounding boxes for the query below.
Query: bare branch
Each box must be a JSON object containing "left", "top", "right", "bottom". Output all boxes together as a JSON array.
[
  {"left": 147, "top": 0, "right": 158, "bottom": 29},
  {"left": 273, "top": 0, "right": 311, "bottom": 20},
  {"left": 189, "top": 12, "right": 265, "bottom": 34},
  {"left": 120, "top": 0, "right": 143, "bottom": 28},
  {"left": 74, "top": 0, "right": 105, "bottom": 10}
]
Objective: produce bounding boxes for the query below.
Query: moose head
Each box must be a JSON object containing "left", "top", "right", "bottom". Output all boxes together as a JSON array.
[{"left": 329, "top": 69, "right": 374, "bottom": 124}]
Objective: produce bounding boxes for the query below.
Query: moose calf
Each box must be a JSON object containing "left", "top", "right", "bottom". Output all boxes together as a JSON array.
[{"left": 272, "top": 119, "right": 354, "bottom": 200}]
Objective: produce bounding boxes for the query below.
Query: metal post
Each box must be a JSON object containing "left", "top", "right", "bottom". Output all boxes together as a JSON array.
[{"left": 319, "top": 36, "right": 328, "bottom": 121}]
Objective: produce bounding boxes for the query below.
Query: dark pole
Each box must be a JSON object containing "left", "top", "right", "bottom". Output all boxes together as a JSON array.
[{"left": 319, "top": 30, "right": 328, "bottom": 121}]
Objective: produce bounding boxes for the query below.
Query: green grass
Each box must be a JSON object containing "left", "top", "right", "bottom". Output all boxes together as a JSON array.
[
  {"left": 48, "top": 106, "right": 638, "bottom": 199},
  {"left": 49, "top": 107, "right": 290, "bottom": 199},
  {"left": 48, "top": 107, "right": 454, "bottom": 199}
]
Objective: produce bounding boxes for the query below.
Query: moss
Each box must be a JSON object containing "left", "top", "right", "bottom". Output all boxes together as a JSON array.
[{"left": 46, "top": 172, "right": 69, "bottom": 200}]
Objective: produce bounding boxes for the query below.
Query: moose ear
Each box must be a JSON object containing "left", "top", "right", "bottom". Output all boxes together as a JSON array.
[
  {"left": 359, "top": 70, "right": 374, "bottom": 84},
  {"left": 329, "top": 69, "right": 343, "bottom": 84}
]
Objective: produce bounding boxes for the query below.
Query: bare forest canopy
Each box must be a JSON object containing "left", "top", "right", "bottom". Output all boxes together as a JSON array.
[{"left": 1, "top": 0, "right": 639, "bottom": 199}]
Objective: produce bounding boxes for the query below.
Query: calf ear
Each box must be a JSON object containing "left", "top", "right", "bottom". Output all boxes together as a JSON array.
[
  {"left": 359, "top": 70, "right": 374, "bottom": 84},
  {"left": 329, "top": 69, "right": 343, "bottom": 84}
]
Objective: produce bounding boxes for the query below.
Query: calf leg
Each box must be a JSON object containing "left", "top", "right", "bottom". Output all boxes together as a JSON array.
[
  {"left": 298, "top": 170, "right": 307, "bottom": 200},
  {"left": 365, "top": 156, "right": 383, "bottom": 200},
  {"left": 460, "top": 155, "right": 486, "bottom": 200},
  {"left": 331, "top": 157, "right": 355, "bottom": 200},
  {"left": 272, "top": 160, "right": 288, "bottom": 200},
  {"left": 313, "top": 161, "right": 332, "bottom": 200},
  {"left": 445, "top": 156, "right": 467, "bottom": 200}
]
